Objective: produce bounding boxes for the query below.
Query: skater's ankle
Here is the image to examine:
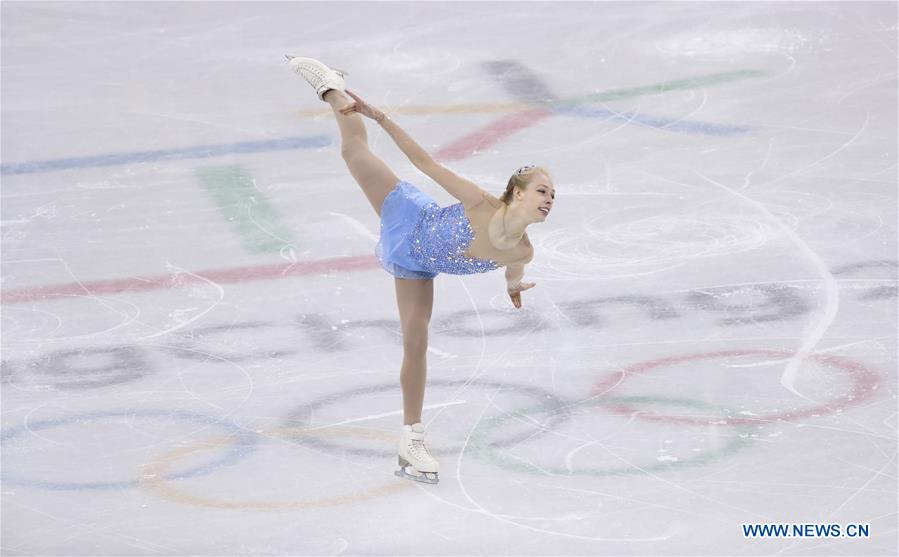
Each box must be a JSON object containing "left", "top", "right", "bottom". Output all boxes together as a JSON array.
[{"left": 323, "top": 89, "right": 347, "bottom": 104}]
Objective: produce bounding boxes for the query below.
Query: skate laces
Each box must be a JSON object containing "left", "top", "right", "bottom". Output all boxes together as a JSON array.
[
  {"left": 298, "top": 66, "right": 326, "bottom": 86},
  {"left": 296, "top": 63, "right": 343, "bottom": 86},
  {"left": 407, "top": 433, "right": 434, "bottom": 462},
  {"left": 411, "top": 438, "right": 432, "bottom": 459}
]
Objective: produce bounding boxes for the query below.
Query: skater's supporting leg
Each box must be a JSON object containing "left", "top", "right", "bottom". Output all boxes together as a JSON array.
[
  {"left": 394, "top": 277, "right": 434, "bottom": 425},
  {"left": 324, "top": 90, "right": 399, "bottom": 216}
]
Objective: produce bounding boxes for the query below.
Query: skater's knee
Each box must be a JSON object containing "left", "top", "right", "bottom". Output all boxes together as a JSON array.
[
  {"left": 403, "top": 333, "right": 428, "bottom": 355},
  {"left": 401, "top": 320, "right": 429, "bottom": 354},
  {"left": 341, "top": 140, "right": 368, "bottom": 161}
]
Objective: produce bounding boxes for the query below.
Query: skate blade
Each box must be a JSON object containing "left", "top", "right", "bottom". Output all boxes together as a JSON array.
[{"left": 395, "top": 467, "right": 439, "bottom": 485}]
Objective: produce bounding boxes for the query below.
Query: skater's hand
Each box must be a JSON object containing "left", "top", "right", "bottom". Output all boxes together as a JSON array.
[
  {"left": 340, "top": 90, "right": 387, "bottom": 122},
  {"left": 507, "top": 281, "right": 536, "bottom": 309}
]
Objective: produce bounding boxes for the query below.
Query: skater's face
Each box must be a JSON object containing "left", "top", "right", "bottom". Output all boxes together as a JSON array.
[{"left": 514, "top": 173, "right": 555, "bottom": 222}]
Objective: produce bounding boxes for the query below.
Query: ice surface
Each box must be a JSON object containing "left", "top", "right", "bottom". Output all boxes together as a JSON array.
[{"left": 1, "top": 1, "right": 897, "bottom": 555}]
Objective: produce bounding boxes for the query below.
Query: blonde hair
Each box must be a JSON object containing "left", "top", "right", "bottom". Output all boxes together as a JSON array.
[{"left": 500, "top": 165, "right": 551, "bottom": 205}]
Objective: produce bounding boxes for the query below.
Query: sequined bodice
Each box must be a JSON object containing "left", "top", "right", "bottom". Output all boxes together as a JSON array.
[{"left": 409, "top": 202, "right": 500, "bottom": 275}]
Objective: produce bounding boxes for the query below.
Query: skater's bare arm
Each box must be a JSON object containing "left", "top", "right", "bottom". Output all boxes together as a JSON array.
[
  {"left": 341, "top": 90, "right": 485, "bottom": 207},
  {"left": 378, "top": 118, "right": 484, "bottom": 207}
]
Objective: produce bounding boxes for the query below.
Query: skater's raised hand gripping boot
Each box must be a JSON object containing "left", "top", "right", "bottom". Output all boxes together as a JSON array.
[{"left": 339, "top": 90, "right": 388, "bottom": 123}]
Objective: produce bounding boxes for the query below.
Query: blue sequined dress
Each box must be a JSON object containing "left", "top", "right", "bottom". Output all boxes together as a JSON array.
[{"left": 375, "top": 181, "right": 501, "bottom": 279}]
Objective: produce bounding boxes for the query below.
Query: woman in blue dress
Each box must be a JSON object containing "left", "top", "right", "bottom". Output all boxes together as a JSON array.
[{"left": 289, "top": 57, "right": 555, "bottom": 484}]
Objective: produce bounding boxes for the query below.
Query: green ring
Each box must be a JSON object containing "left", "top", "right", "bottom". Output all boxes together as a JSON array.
[{"left": 466, "top": 395, "right": 754, "bottom": 477}]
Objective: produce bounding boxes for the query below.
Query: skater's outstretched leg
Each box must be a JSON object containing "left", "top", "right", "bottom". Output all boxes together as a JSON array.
[
  {"left": 289, "top": 57, "right": 399, "bottom": 216},
  {"left": 323, "top": 90, "right": 399, "bottom": 217}
]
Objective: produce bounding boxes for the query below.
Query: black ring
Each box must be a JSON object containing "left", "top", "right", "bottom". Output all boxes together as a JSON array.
[{"left": 280, "top": 378, "right": 573, "bottom": 458}]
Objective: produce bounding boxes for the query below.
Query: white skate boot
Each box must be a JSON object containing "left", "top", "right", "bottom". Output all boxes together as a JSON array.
[
  {"left": 285, "top": 56, "right": 347, "bottom": 101},
  {"left": 395, "top": 422, "right": 439, "bottom": 484}
]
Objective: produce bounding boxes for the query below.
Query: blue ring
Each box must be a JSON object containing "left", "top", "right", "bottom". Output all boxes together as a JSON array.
[{"left": 1, "top": 409, "right": 258, "bottom": 491}]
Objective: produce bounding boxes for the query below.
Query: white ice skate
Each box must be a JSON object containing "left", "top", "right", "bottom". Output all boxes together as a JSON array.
[
  {"left": 285, "top": 55, "right": 347, "bottom": 101},
  {"left": 395, "top": 422, "right": 439, "bottom": 484}
]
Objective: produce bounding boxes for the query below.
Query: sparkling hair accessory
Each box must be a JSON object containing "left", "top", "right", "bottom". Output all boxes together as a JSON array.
[{"left": 515, "top": 165, "right": 536, "bottom": 175}]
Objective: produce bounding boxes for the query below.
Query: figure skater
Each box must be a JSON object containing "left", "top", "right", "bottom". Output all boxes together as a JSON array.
[{"left": 288, "top": 57, "right": 555, "bottom": 484}]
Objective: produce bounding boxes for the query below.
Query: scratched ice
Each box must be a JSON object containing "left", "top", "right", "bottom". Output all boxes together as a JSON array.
[{"left": 1, "top": 2, "right": 896, "bottom": 556}]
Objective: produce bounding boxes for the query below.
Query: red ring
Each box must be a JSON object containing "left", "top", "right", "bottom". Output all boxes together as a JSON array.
[{"left": 591, "top": 349, "right": 880, "bottom": 426}]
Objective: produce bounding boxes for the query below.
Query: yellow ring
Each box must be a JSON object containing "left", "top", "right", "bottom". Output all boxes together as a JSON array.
[{"left": 139, "top": 426, "right": 412, "bottom": 510}]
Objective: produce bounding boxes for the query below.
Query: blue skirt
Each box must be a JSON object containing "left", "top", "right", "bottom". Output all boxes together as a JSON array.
[{"left": 375, "top": 181, "right": 439, "bottom": 280}]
